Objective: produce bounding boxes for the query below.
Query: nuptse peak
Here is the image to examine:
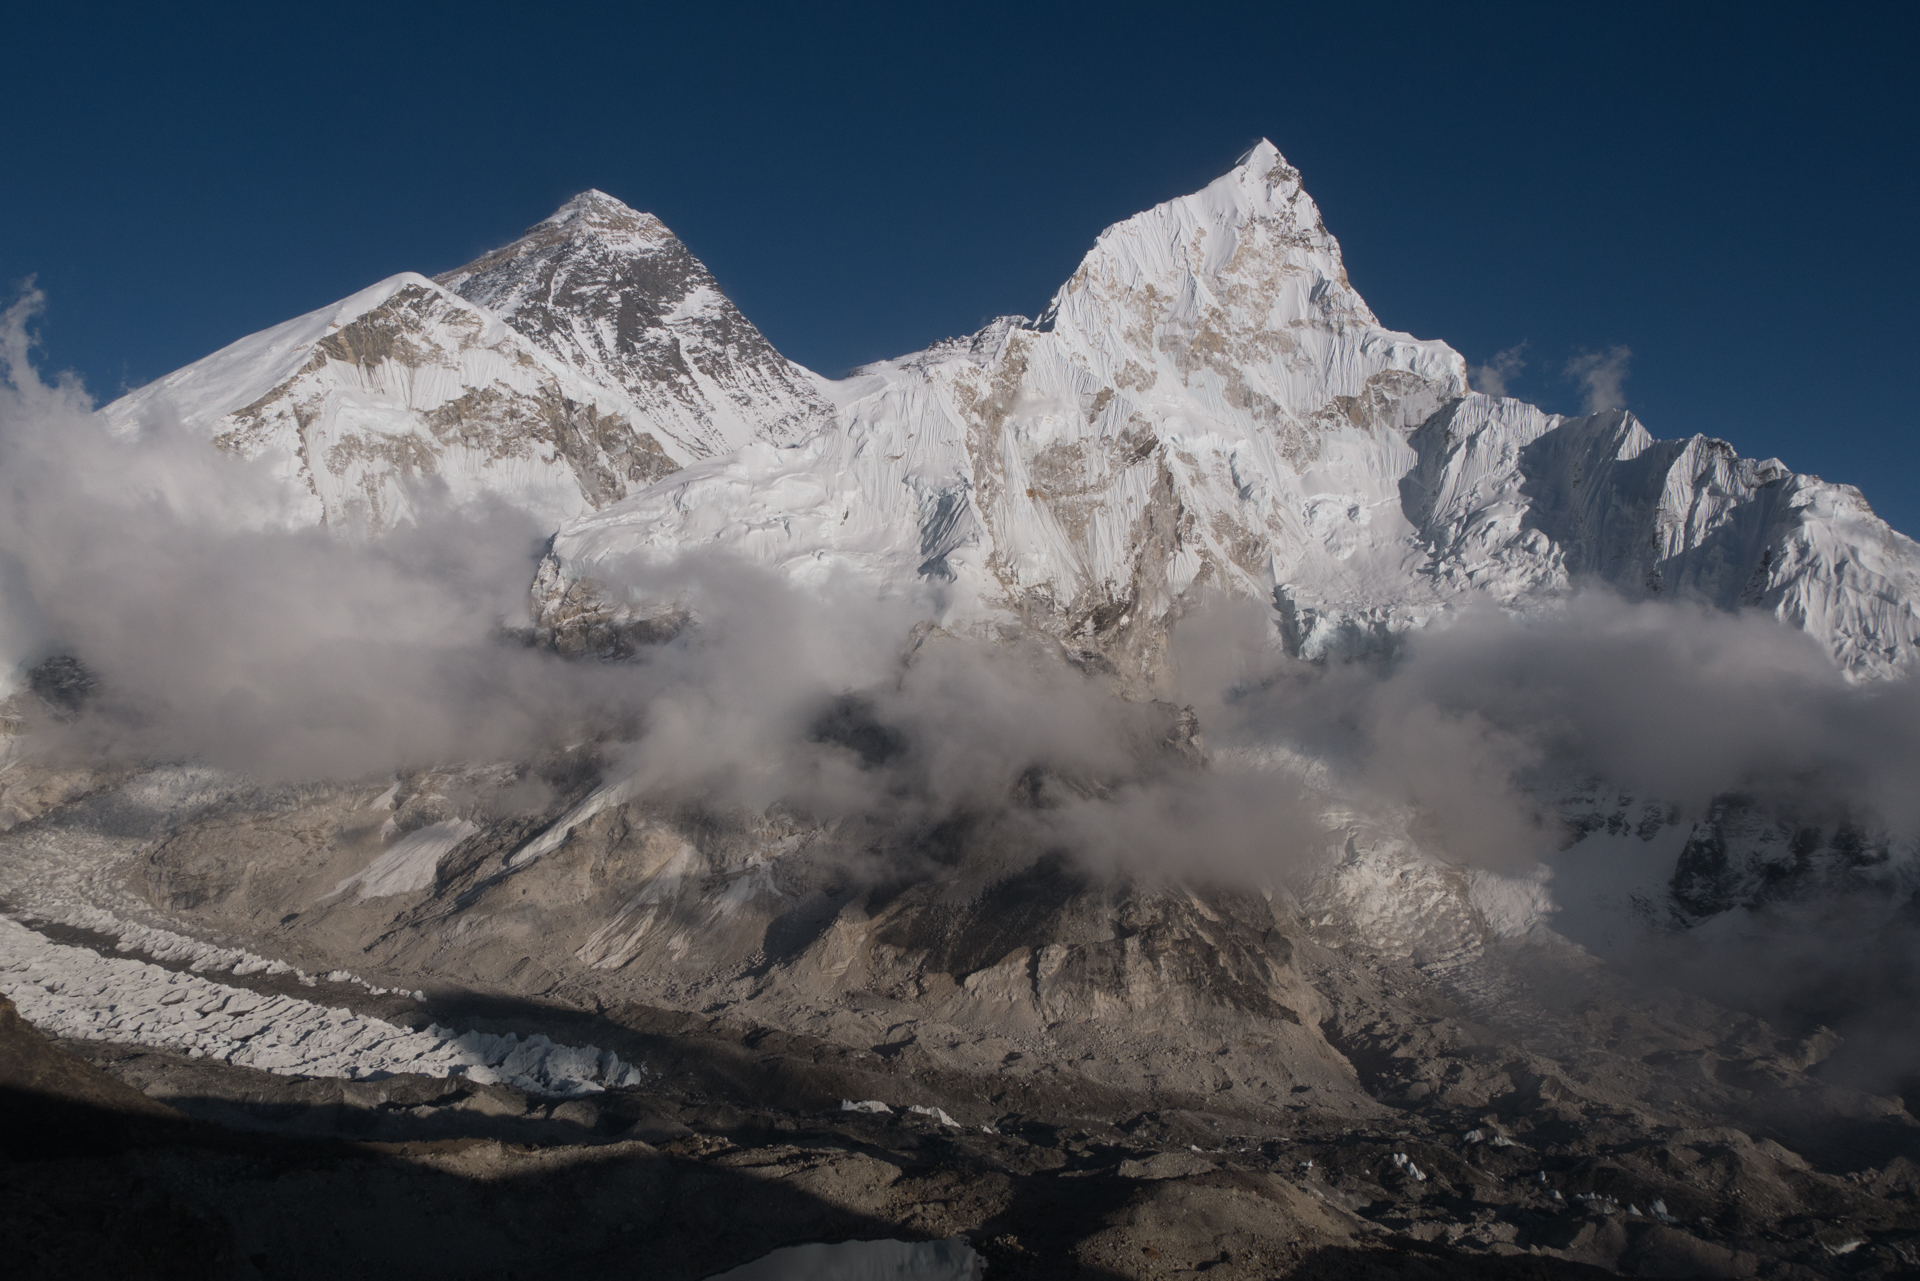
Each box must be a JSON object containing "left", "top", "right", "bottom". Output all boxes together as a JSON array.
[{"left": 103, "top": 140, "right": 1920, "bottom": 680}]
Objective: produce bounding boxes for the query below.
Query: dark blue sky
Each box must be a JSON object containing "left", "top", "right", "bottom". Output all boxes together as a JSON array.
[{"left": 7, "top": 2, "right": 1917, "bottom": 533}]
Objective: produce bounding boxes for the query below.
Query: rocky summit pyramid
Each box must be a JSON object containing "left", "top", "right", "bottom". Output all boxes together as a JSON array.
[
  {"left": 101, "top": 193, "right": 832, "bottom": 534},
  {"left": 436, "top": 190, "right": 836, "bottom": 458}
]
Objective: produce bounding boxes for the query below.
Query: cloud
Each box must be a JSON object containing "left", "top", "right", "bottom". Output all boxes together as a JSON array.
[
  {"left": 0, "top": 293, "right": 1249, "bottom": 853},
  {"left": 1564, "top": 344, "right": 1632, "bottom": 413},
  {"left": 1468, "top": 343, "right": 1527, "bottom": 397},
  {"left": 1161, "top": 592, "right": 1920, "bottom": 1091}
]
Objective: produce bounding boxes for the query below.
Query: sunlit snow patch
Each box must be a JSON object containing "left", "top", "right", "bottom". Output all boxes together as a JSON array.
[
  {"left": 907, "top": 1104, "right": 959, "bottom": 1127},
  {"left": 332, "top": 819, "right": 481, "bottom": 899},
  {"left": 509, "top": 778, "right": 636, "bottom": 869},
  {"left": 1466, "top": 866, "right": 1556, "bottom": 939}
]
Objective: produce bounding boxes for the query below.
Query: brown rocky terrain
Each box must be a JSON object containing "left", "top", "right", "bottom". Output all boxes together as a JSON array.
[{"left": 5, "top": 726, "right": 1920, "bottom": 1280}]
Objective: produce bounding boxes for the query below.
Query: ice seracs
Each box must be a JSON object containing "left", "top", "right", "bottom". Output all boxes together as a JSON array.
[{"left": 0, "top": 915, "right": 643, "bottom": 1095}]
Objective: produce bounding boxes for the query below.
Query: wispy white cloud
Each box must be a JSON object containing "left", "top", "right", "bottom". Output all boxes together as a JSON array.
[
  {"left": 1468, "top": 343, "right": 1527, "bottom": 397},
  {"left": 1564, "top": 344, "right": 1631, "bottom": 413}
]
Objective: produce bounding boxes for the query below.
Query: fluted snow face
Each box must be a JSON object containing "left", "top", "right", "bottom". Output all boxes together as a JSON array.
[
  {"left": 1044, "top": 139, "right": 1464, "bottom": 422},
  {"left": 435, "top": 190, "right": 836, "bottom": 460}
]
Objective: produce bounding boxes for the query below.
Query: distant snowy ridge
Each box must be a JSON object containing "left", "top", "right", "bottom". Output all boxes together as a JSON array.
[
  {"left": 99, "top": 141, "right": 1920, "bottom": 677},
  {"left": 1403, "top": 396, "right": 1920, "bottom": 676}
]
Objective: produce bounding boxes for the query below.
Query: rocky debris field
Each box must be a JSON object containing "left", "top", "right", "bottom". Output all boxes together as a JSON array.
[{"left": 6, "top": 976, "right": 1920, "bottom": 1281}]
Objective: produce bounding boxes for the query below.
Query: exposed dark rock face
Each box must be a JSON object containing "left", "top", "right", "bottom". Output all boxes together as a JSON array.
[
  {"left": 25, "top": 656, "right": 95, "bottom": 716},
  {"left": 1672, "top": 796, "right": 1897, "bottom": 918}
]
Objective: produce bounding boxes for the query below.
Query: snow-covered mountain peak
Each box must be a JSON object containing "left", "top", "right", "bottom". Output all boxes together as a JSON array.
[
  {"left": 1044, "top": 137, "right": 1411, "bottom": 385},
  {"left": 536, "top": 188, "right": 664, "bottom": 235},
  {"left": 95, "top": 180, "right": 842, "bottom": 546},
  {"left": 533, "top": 148, "right": 1474, "bottom": 680},
  {"left": 435, "top": 193, "right": 834, "bottom": 459}
]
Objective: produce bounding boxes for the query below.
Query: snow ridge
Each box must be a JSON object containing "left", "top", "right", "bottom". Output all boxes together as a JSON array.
[{"left": 102, "top": 273, "right": 686, "bottom": 533}]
